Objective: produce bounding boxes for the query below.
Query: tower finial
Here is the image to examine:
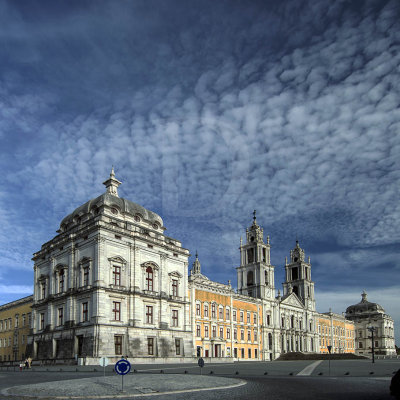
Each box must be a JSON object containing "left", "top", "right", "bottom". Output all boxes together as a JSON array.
[
  {"left": 253, "top": 209, "right": 257, "bottom": 222},
  {"left": 103, "top": 167, "right": 122, "bottom": 197},
  {"left": 191, "top": 251, "right": 201, "bottom": 275}
]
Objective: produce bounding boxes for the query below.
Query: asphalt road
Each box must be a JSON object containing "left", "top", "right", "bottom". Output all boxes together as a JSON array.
[{"left": 0, "top": 359, "right": 398, "bottom": 400}]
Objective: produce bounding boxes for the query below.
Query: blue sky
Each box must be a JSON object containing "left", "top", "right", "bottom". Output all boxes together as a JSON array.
[{"left": 0, "top": 0, "right": 399, "bottom": 343}]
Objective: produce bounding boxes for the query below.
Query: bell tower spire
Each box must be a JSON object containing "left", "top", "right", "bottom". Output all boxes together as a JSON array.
[
  {"left": 102, "top": 166, "right": 122, "bottom": 197},
  {"left": 236, "top": 212, "right": 275, "bottom": 299},
  {"left": 283, "top": 240, "right": 315, "bottom": 310},
  {"left": 191, "top": 251, "right": 201, "bottom": 275}
]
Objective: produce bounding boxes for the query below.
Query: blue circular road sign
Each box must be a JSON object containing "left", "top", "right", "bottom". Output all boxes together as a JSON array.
[{"left": 115, "top": 359, "right": 131, "bottom": 375}]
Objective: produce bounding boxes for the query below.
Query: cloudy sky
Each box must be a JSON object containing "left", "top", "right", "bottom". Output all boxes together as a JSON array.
[{"left": 0, "top": 0, "right": 399, "bottom": 342}]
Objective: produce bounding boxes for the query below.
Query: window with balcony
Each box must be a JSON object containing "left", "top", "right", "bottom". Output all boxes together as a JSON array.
[
  {"left": 146, "top": 267, "right": 153, "bottom": 291},
  {"left": 113, "top": 266, "right": 121, "bottom": 286},
  {"left": 172, "top": 310, "right": 178, "bottom": 327},
  {"left": 146, "top": 305, "right": 153, "bottom": 324},
  {"left": 40, "top": 313, "right": 45, "bottom": 330},
  {"left": 219, "top": 327, "right": 223, "bottom": 338},
  {"left": 172, "top": 279, "right": 178, "bottom": 297},
  {"left": 59, "top": 269, "right": 65, "bottom": 293},
  {"left": 113, "top": 301, "right": 121, "bottom": 321},
  {"left": 82, "top": 302, "right": 88, "bottom": 322},
  {"left": 83, "top": 267, "right": 89, "bottom": 286},
  {"left": 58, "top": 308, "right": 63, "bottom": 326}
]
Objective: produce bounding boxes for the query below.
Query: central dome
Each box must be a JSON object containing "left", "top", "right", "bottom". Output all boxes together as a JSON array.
[
  {"left": 345, "top": 291, "right": 385, "bottom": 316},
  {"left": 59, "top": 168, "right": 163, "bottom": 230}
]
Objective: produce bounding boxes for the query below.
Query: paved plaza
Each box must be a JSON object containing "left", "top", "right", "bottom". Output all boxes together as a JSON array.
[{"left": 0, "top": 359, "right": 398, "bottom": 399}]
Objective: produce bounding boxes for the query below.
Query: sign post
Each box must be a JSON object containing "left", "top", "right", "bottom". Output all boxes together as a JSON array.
[
  {"left": 99, "top": 357, "right": 109, "bottom": 377},
  {"left": 327, "top": 345, "right": 332, "bottom": 376},
  {"left": 115, "top": 359, "right": 131, "bottom": 392},
  {"left": 198, "top": 357, "right": 204, "bottom": 375}
]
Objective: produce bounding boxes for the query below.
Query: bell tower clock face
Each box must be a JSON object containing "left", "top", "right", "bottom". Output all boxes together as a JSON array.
[{"left": 266, "top": 288, "right": 271, "bottom": 297}]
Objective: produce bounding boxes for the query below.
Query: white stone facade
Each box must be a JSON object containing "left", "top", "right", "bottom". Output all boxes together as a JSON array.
[
  {"left": 345, "top": 292, "right": 396, "bottom": 356},
  {"left": 28, "top": 169, "right": 193, "bottom": 363}
]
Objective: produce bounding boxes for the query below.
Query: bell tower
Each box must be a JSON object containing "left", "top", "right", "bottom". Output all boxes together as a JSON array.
[
  {"left": 283, "top": 240, "right": 315, "bottom": 311},
  {"left": 236, "top": 211, "right": 275, "bottom": 300}
]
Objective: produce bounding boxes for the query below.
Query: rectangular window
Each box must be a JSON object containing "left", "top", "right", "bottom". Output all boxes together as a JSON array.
[
  {"left": 205, "top": 326, "right": 209, "bottom": 337},
  {"left": 146, "top": 267, "right": 154, "bottom": 291},
  {"left": 172, "top": 279, "right": 178, "bottom": 297},
  {"left": 175, "top": 338, "right": 181, "bottom": 355},
  {"left": 212, "top": 326, "right": 216, "bottom": 338},
  {"left": 219, "top": 327, "right": 223, "bottom": 338},
  {"left": 58, "top": 308, "right": 63, "bottom": 326},
  {"left": 196, "top": 303, "right": 201, "bottom": 316},
  {"left": 234, "top": 329, "right": 237, "bottom": 340},
  {"left": 83, "top": 267, "right": 89, "bottom": 286},
  {"left": 254, "top": 330, "right": 257, "bottom": 341},
  {"left": 59, "top": 270, "right": 65, "bottom": 293},
  {"left": 247, "top": 330, "right": 251, "bottom": 341},
  {"left": 359, "top": 342, "right": 363, "bottom": 348},
  {"left": 22, "top": 314, "right": 26, "bottom": 326},
  {"left": 172, "top": 310, "right": 178, "bottom": 327},
  {"left": 211, "top": 304, "right": 216, "bottom": 318},
  {"left": 113, "top": 301, "right": 121, "bottom": 321},
  {"left": 267, "top": 315, "right": 271, "bottom": 325},
  {"left": 241, "top": 329, "right": 244, "bottom": 340},
  {"left": 219, "top": 308, "right": 223, "bottom": 319},
  {"left": 15, "top": 315, "right": 19, "bottom": 328},
  {"left": 40, "top": 313, "right": 45, "bottom": 330},
  {"left": 114, "top": 335, "right": 122, "bottom": 355},
  {"left": 82, "top": 302, "right": 88, "bottom": 322},
  {"left": 196, "top": 325, "right": 201, "bottom": 337},
  {"left": 41, "top": 282, "right": 46, "bottom": 299},
  {"left": 227, "top": 328, "right": 231, "bottom": 339},
  {"left": 113, "top": 266, "right": 121, "bottom": 286},
  {"left": 148, "top": 338, "right": 154, "bottom": 355},
  {"left": 204, "top": 305, "right": 209, "bottom": 317},
  {"left": 247, "top": 313, "right": 250, "bottom": 324},
  {"left": 226, "top": 308, "right": 230, "bottom": 320},
  {"left": 255, "top": 348, "right": 258, "bottom": 358},
  {"left": 28, "top": 313, "right": 32, "bottom": 327},
  {"left": 253, "top": 313, "right": 257, "bottom": 324},
  {"left": 146, "top": 305, "right": 153, "bottom": 324},
  {"left": 248, "top": 348, "right": 252, "bottom": 358},
  {"left": 240, "top": 312, "right": 244, "bottom": 323},
  {"left": 233, "top": 310, "right": 237, "bottom": 321}
]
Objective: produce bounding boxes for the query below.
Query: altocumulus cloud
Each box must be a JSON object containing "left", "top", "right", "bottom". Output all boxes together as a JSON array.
[{"left": 0, "top": 0, "right": 399, "bottom": 339}]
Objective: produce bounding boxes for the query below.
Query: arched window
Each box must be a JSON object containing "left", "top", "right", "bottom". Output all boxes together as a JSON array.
[
  {"left": 268, "top": 333, "right": 273, "bottom": 350},
  {"left": 291, "top": 315, "right": 295, "bottom": 328},
  {"left": 146, "top": 266, "right": 153, "bottom": 291},
  {"left": 247, "top": 271, "right": 254, "bottom": 286},
  {"left": 265, "top": 270, "right": 268, "bottom": 285}
]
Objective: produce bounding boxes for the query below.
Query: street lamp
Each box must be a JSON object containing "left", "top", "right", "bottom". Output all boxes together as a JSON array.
[{"left": 367, "top": 326, "right": 376, "bottom": 363}]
